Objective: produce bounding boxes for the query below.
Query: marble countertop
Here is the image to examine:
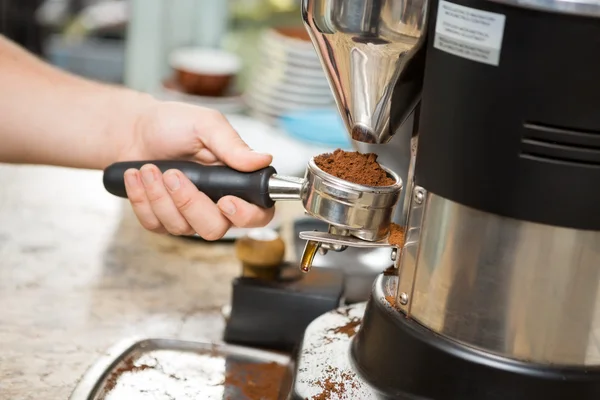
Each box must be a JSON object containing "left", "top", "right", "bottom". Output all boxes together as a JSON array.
[{"left": 0, "top": 164, "right": 304, "bottom": 400}]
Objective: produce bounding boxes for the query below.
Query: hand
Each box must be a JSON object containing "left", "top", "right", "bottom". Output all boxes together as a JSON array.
[{"left": 116, "top": 100, "right": 275, "bottom": 240}]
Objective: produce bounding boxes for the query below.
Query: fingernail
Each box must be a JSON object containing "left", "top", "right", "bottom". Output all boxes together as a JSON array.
[
  {"left": 251, "top": 150, "right": 272, "bottom": 157},
  {"left": 164, "top": 171, "right": 180, "bottom": 191},
  {"left": 124, "top": 169, "right": 138, "bottom": 187},
  {"left": 141, "top": 166, "right": 155, "bottom": 185},
  {"left": 219, "top": 199, "right": 237, "bottom": 215}
]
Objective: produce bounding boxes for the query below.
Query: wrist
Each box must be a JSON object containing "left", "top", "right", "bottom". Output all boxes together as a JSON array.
[{"left": 104, "top": 89, "right": 157, "bottom": 169}]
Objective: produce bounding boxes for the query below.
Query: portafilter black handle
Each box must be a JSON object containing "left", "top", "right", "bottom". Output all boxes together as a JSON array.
[{"left": 103, "top": 160, "right": 277, "bottom": 209}]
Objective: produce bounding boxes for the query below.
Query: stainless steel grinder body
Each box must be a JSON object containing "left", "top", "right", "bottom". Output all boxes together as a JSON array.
[
  {"left": 302, "top": 0, "right": 600, "bottom": 398},
  {"left": 401, "top": 0, "right": 600, "bottom": 367}
]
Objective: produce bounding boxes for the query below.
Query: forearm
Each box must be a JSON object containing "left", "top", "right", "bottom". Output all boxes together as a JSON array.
[{"left": 0, "top": 35, "right": 154, "bottom": 170}]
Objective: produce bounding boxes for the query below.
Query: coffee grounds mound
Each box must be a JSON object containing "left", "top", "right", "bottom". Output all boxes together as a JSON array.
[
  {"left": 314, "top": 149, "right": 395, "bottom": 187},
  {"left": 388, "top": 223, "right": 405, "bottom": 247},
  {"left": 224, "top": 361, "right": 287, "bottom": 399}
]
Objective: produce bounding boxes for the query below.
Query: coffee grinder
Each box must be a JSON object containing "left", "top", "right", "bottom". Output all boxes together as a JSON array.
[{"left": 288, "top": 0, "right": 600, "bottom": 398}]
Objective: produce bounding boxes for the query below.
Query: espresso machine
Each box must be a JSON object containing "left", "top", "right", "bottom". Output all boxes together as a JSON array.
[{"left": 102, "top": 0, "right": 600, "bottom": 397}]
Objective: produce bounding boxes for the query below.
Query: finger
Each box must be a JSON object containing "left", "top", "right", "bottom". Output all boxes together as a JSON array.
[
  {"left": 162, "top": 169, "right": 232, "bottom": 241},
  {"left": 139, "top": 164, "right": 195, "bottom": 236},
  {"left": 217, "top": 196, "right": 276, "bottom": 228},
  {"left": 200, "top": 110, "right": 273, "bottom": 172},
  {"left": 193, "top": 147, "right": 219, "bottom": 164},
  {"left": 123, "top": 169, "right": 167, "bottom": 233}
]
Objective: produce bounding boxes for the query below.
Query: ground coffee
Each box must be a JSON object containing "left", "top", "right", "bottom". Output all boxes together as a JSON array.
[
  {"left": 103, "top": 356, "right": 151, "bottom": 393},
  {"left": 102, "top": 352, "right": 287, "bottom": 400},
  {"left": 388, "top": 223, "right": 405, "bottom": 247},
  {"left": 314, "top": 149, "right": 395, "bottom": 187},
  {"left": 312, "top": 366, "right": 359, "bottom": 399},
  {"left": 329, "top": 317, "right": 361, "bottom": 338},
  {"left": 385, "top": 295, "right": 397, "bottom": 309},
  {"left": 224, "top": 361, "right": 287, "bottom": 399}
]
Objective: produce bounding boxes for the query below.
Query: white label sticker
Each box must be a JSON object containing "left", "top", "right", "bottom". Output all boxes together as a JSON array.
[{"left": 434, "top": 0, "right": 506, "bottom": 66}]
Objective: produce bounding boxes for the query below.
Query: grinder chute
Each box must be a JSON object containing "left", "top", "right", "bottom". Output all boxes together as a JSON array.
[{"left": 302, "top": 0, "right": 428, "bottom": 144}]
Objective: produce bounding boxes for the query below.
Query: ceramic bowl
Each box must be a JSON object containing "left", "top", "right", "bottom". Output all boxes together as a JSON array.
[
  {"left": 269, "top": 26, "right": 312, "bottom": 44},
  {"left": 159, "top": 79, "right": 246, "bottom": 114},
  {"left": 169, "top": 47, "right": 241, "bottom": 97}
]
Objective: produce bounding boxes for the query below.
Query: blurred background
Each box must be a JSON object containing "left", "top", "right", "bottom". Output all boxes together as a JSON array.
[{"left": 0, "top": 0, "right": 354, "bottom": 180}]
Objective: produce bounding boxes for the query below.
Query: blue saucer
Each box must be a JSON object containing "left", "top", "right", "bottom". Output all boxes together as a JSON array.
[{"left": 278, "top": 109, "right": 351, "bottom": 148}]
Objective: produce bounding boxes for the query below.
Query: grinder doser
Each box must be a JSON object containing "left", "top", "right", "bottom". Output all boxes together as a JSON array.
[
  {"left": 301, "top": 0, "right": 600, "bottom": 398},
  {"left": 302, "top": 0, "right": 427, "bottom": 145}
]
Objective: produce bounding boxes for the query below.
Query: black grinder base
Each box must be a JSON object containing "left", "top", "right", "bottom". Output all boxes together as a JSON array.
[
  {"left": 289, "top": 274, "right": 600, "bottom": 399},
  {"left": 224, "top": 263, "right": 344, "bottom": 352}
]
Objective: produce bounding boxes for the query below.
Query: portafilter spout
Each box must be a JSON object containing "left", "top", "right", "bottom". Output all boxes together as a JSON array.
[{"left": 302, "top": 0, "right": 429, "bottom": 144}]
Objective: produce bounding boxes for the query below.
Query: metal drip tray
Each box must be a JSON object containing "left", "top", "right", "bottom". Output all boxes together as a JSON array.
[{"left": 70, "top": 338, "right": 292, "bottom": 400}]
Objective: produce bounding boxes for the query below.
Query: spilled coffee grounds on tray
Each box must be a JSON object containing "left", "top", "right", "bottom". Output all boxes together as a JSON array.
[
  {"left": 103, "top": 356, "right": 152, "bottom": 393},
  {"left": 101, "top": 350, "right": 287, "bottom": 400},
  {"left": 329, "top": 317, "right": 361, "bottom": 338},
  {"left": 314, "top": 149, "right": 395, "bottom": 187},
  {"left": 224, "top": 361, "right": 287, "bottom": 399},
  {"left": 312, "top": 366, "right": 359, "bottom": 399},
  {"left": 388, "top": 223, "right": 405, "bottom": 247}
]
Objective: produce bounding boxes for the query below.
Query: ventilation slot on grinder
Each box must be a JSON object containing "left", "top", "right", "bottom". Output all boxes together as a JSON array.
[{"left": 520, "top": 122, "right": 600, "bottom": 167}]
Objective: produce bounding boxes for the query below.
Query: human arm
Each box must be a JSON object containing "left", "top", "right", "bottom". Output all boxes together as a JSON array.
[
  {"left": 0, "top": 35, "right": 147, "bottom": 169},
  {"left": 0, "top": 35, "right": 275, "bottom": 239}
]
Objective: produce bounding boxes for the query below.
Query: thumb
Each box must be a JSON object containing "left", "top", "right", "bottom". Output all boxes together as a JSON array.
[{"left": 203, "top": 113, "right": 273, "bottom": 172}]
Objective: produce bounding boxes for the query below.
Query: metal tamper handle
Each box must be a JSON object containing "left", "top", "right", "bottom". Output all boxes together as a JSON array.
[
  {"left": 235, "top": 228, "right": 286, "bottom": 281},
  {"left": 103, "top": 160, "right": 303, "bottom": 208}
]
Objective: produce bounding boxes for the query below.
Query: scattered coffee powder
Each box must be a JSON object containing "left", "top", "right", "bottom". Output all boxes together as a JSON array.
[
  {"left": 102, "top": 352, "right": 286, "bottom": 400},
  {"left": 385, "top": 295, "right": 398, "bottom": 310},
  {"left": 312, "top": 366, "right": 359, "bottom": 399},
  {"left": 313, "top": 376, "right": 344, "bottom": 400},
  {"left": 224, "top": 361, "right": 287, "bottom": 399},
  {"left": 314, "top": 149, "right": 395, "bottom": 187},
  {"left": 388, "top": 223, "right": 405, "bottom": 247},
  {"left": 103, "top": 356, "right": 152, "bottom": 394},
  {"left": 329, "top": 317, "right": 361, "bottom": 338}
]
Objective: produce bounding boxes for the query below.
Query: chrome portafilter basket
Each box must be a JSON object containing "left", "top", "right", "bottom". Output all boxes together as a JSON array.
[
  {"left": 300, "top": 158, "right": 402, "bottom": 241},
  {"left": 102, "top": 157, "right": 403, "bottom": 272},
  {"left": 294, "top": 159, "right": 402, "bottom": 271}
]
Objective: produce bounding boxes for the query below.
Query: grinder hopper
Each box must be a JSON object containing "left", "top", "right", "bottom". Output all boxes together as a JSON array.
[{"left": 301, "top": 0, "right": 428, "bottom": 144}]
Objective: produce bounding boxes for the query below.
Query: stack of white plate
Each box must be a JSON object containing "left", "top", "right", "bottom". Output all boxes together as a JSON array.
[{"left": 244, "top": 27, "right": 335, "bottom": 123}]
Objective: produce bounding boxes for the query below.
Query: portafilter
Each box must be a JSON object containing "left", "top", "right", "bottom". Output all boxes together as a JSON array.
[{"left": 103, "top": 159, "right": 403, "bottom": 271}]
